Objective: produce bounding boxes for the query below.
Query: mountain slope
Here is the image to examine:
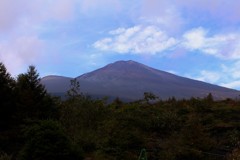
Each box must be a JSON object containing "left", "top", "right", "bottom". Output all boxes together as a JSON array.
[
  {"left": 41, "top": 60, "right": 240, "bottom": 101},
  {"left": 41, "top": 75, "right": 72, "bottom": 97}
]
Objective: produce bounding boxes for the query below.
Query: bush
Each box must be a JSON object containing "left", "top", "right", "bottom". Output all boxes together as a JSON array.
[
  {"left": 18, "top": 120, "right": 82, "bottom": 160},
  {"left": 0, "top": 152, "right": 12, "bottom": 160}
]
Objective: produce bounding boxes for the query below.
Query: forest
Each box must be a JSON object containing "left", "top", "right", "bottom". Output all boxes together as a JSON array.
[{"left": 1, "top": 62, "right": 240, "bottom": 160}]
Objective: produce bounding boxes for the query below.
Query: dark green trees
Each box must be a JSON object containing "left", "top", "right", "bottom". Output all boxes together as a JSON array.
[
  {"left": 18, "top": 120, "right": 82, "bottom": 160},
  {"left": 15, "top": 66, "right": 57, "bottom": 121},
  {"left": 0, "top": 62, "right": 15, "bottom": 130},
  {"left": 1, "top": 61, "right": 240, "bottom": 159},
  {"left": 0, "top": 63, "right": 76, "bottom": 159},
  {"left": 67, "top": 78, "right": 82, "bottom": 99}
]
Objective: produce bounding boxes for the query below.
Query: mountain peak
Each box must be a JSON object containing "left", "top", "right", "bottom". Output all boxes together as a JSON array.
[
  {"left": 41, "top": 75, "right": 71, "bottom": 80},
  {"left": 108, "top": 60, "right": 143, "bottom": 67},
  {"left": 114, "top": 60, "right": 138, "bottom": 64},
  {"left": 79, "top": 60, "right": 159, "bottom": 80},
  {"left": 105, "top": 60, "right": 153, "bottom": 71},
  {"left": 42, "top": 60, "right": 240, "bottom": 101}
]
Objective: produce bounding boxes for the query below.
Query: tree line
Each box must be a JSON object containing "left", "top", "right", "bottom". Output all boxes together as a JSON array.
[{"left": 0, "top": 62, "right": 240, "bottom": 160}]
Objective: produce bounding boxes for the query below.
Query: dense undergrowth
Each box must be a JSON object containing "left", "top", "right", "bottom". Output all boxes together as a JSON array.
[{"left": 1, "top": 62, "right": 240, "bottom": 160}]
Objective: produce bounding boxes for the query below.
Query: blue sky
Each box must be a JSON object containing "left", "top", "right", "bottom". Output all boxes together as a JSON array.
[{"left": 1, "top": 0, "right": 240, "bottom": 89}]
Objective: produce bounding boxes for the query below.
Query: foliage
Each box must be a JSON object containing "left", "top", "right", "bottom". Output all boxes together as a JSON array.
[
  {"left": 1, "top": 62, "right": 240, "bottom": 159},
  {"left": 18, "top": 120, "right": 82, "bottom": 160},
  {"left": 0, "top": 63, "right": 16, "bottom": 130},
  {"left": 15, "top": 65, "right": 58, "bottom": 121},
  {"left": 0, "top": 152, "right": 12, "bottom": 160},
  {"left": 67, "top": 78, "right": 82, "bottom": 100},
  {"left": 227, "top": 147, "right": 240, "bottom": 160}
]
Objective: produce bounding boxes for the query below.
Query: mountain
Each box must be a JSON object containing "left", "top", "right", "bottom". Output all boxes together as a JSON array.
[{"left": 41, "top": 60, "right": 240, "bottom": 101}]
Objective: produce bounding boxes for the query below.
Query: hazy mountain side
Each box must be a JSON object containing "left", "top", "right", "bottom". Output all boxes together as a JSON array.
[{"left": 41, "top": 75, "right": 73, "bottom": 93}]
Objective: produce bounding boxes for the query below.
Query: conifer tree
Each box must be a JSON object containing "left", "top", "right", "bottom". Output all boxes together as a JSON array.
[
  {"left": 16, "top": 66, "right": 57, "bottom": 121},
  {"left": 0, "top": 62, "right": 15, "bottom": 130}
]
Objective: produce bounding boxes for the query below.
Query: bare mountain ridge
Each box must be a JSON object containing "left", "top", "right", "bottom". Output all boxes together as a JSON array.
[{"left": 41, "top": 60, "right": 240, "bottom": 101}]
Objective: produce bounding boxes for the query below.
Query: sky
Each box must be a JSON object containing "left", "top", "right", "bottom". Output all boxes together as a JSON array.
[{"left": 1, "top": 0, "right": 240, "bottom": 89}]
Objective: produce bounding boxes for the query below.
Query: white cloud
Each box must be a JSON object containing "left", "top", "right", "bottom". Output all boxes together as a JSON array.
[
  {"left": 189, "top": 70, "right": 221, "bottom": 84},
  {"left": 221, "top": 81, "right": 240, "bottom": 89},
  {"left": 185, "top": 61, "right": 240, "bottom": 89},
  {"left": 109, "top": 28, "right": 126, "bottom": 35},
  {"left": 182, "top": 27, "right": 240, "bottom": 59},
  {"left": 221, "top": 62, "right": 240, "bottom": 80},
  {"left": 220, "top": 68, "right": 240, "bottom": 89},
  {"left": 182, "top": 27, "right": 206, "bottom": 50},
  {"left": 94, "top": 25, "right": 240, "bottom": 59},
  {"left": 167, "top": 70, "right": 177, "bottom": 74},
  {"left": 94, "top": 25, "right": 178, "bottom": 54}
]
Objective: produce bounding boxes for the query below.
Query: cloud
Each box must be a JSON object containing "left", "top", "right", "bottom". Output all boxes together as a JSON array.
[
  {"left": 175, "top": 0, "right": 240, "bottom": 24},
  {"left": 221, "top": 62, "right": 240, "bottom": 79},
  {"left": 0, "top": 0, "right": 26, "bottom": 31},
  {"left": 221, "top": 81, "right": 240, "bottom": 89},
  {"left": 185, "top": 61, "right": 240, "bottom": 89},
  {"left": 138, "top": 0, "right": 240, "bottom": 34},
  {"left": 79, "top": 0, "right": 122, "bottom": 15},
  {"left": 182, "top": 27, "right": 240, "bottom": 59},
  {"left": 219, "top": 61, "right": 240, "bottom": 89},
  {"left": 0, "top": 0, "right": 76, "bottom": 33},
  {"left": 0, "top": 36, "right": 44, "bottom": 76},
  {"left": 187, "top": 70, "right": 221, "bottom": 84},
  {"left": 46, "top": 0, "right": 76, "bottom": 20},
  {"left": 94, "top": 25, "right": 240, "bottom": 60},
  {"left": 139, "top": 0, "right": 184, "bottom": 33},
  {"left": 94, "top": 25, "right": 178, "bottom": 54},
  {"left": 0, "top": 0, "right": 78, "bottom": 75},
  {"left": 1, "top": 0, "right": 240, "bottom": 87}
]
